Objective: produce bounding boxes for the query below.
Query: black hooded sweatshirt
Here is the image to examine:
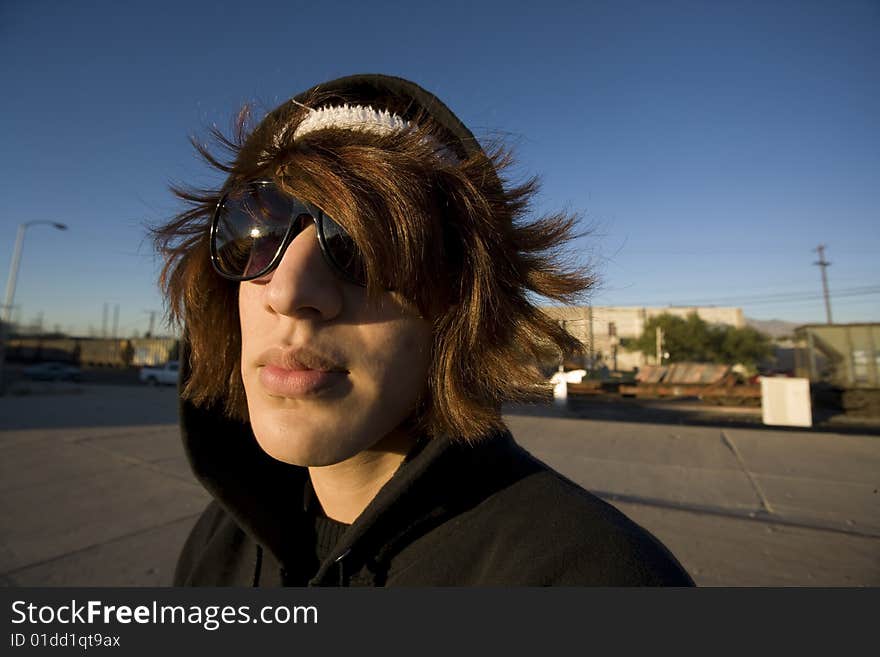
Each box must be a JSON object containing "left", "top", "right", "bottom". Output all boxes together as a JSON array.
[{"left": 173, "top": 341, "right": 694, "bottom": 587}]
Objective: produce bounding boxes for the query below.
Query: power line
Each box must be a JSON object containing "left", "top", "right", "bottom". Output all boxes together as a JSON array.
[
  {"left": 734, "top": 291, "right": 879, "bottom": 308},
  {"left": 595, "top": 284, "right": 880, "bottom": 308},
  {"left": 672, "top": 285, "right": 877, "bottom": 306}
]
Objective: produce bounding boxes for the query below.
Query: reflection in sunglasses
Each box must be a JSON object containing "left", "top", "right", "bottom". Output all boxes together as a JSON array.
[{"left": 212, "top": 181, "right": 367, "bottom": 285}]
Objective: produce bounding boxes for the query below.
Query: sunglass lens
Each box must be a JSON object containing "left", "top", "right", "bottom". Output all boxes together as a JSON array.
[
  {"left": 321, "top": 215, "right": 367, "bottom": 285},
  {"left": 213, "top": 183, "right": 367, "bottom": 285},
  {"left": 213, "top": 185, "right": 293, "bottom": 279}
]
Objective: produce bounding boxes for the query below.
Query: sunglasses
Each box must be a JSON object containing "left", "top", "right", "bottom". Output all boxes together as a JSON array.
[{"left": 209, "top": 180, "right": 367, "bottom": 285}]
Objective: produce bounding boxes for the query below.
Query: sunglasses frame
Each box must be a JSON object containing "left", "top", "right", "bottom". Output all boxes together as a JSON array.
[{"left": 209, "top": 179, "right": 366, "bottom": 286}]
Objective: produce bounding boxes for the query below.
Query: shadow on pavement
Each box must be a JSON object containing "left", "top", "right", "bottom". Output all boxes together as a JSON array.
[{"left": 0, "top": 384, "right": 179, "bottom": 430}]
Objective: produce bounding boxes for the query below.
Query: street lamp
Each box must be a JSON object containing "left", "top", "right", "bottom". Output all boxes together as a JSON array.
[
  {"left": 2, "top": 221, "right": 68, "bottom": 323},
  {"left": 0, "top": 221, "right": 69, "bottom": 393}
]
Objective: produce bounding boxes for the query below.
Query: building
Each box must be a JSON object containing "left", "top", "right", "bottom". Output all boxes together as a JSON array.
[{"left": 539, "top": 305, "right": 745, "bottom": 371}]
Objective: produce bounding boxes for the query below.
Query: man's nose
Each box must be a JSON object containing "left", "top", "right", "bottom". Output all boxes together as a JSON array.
[{"left": 263, "top": 223, "right": 344, "bottom": 320}]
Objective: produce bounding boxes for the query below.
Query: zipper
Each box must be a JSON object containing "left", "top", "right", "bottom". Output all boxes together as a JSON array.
[
  {"left": 335, "top": 549, "right": 351, "bottom": 587},
  {"left": 252, "top": 544, "right": 263, "bottom": 587}
]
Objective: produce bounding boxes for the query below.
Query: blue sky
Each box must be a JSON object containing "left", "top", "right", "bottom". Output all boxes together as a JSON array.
[{"left": 1, "top": 0, "right": 877, "bottom": 337}]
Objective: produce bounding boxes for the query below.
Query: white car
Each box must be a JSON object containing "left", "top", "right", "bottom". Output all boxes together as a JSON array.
[{"left": 139, "top": 361, "right": 180, "bottom": 386}]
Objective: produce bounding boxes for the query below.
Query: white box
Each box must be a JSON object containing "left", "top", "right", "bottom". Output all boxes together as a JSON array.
[{"left": 760, "top": 377, "right": 812, "bottom": 427}]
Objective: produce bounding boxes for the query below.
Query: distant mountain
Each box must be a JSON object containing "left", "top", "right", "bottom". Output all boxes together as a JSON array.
[{"left": 745, "top": 318, "right": 803, "bottom": 338}]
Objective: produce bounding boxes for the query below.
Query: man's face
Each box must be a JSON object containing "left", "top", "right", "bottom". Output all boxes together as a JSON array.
[{"left": 238, "top": 222, "right": 433, "bottom": 467}]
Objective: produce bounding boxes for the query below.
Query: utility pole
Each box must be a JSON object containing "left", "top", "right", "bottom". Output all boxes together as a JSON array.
[
  {"left": 0, "top": 220, "right": 68, "bottom": 394},
  {"left": 558, "top": 319, "right": 567, "bottom": 371},
  {"left": 608, "top": 321, "right": 618, "bottom": 371},
  {"left": 111, "top": 304, "right": 119, "bottom": 339},
  {"left": 144, "top": 310, "right": 158, "bottom": 338},
  {"left": 587, "top": 305, "right": 595, "bottom": 370},
  {"left": 102, "top": 302, "right": 109, "bottom": 338},
  {"left": 656, "top": 326, "right": 664, "bottom": 365},
  {"left": 813, "top": 245, "right": 833, "bottom": 324}
]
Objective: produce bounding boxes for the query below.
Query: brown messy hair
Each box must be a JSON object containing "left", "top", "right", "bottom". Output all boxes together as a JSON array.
[{"left": 151, "top": 88, "right": 593, "bottom": 441}]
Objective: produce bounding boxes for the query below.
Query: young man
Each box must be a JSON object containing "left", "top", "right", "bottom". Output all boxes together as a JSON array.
[{"left": 155, "top": 74, "right": 693, "bottom": 586}]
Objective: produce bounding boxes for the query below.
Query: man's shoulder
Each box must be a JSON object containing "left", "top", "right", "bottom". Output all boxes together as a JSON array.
[
  {"left": 468, "top": 435, "right": 636, "bottom": 530},
  {"left": 463, "top": 444, "right": 695, "bottom": 585},
  {"left": 482, "top": 462, "right": 650, "bottom": 545},
  {"left": 173, "top": 499, "right": 255, "bottom": 586}
]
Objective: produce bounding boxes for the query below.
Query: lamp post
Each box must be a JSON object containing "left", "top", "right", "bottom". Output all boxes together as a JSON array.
[{"left": 0, "top": 221, "right": 69, "bottom": 394}]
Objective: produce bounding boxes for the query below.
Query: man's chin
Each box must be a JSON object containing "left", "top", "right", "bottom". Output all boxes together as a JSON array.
[{"left": 251, "top": 428, "right": 354, "bottom": 468}]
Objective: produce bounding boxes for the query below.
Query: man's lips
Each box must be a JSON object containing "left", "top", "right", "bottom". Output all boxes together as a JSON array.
[
  {"left": 259, "top": 365, "right": 347, "bottom": 397},
  {"left": 256, "top": 345, "right": 349, "bottom": 398}
]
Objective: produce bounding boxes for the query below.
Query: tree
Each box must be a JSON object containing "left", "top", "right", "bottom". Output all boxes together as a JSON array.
[
  {"left": 715, "top": 324, "right": 773, "bottom": 368},
  {"left": 623, "top": 312, "right": 772, "bottom": 369}
]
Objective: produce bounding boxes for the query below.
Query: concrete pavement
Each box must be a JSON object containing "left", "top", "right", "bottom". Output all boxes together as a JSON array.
[
  {"left": 1, "top": 384, "right": 878, "bottom": 586},
  {"left": 0, "top": 384, "right": 205, "bottom": 586}
]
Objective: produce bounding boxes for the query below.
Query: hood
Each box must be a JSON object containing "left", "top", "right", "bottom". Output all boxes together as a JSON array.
[{"left": 177, "top": 333, "right": 530, "bottom": 586}]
